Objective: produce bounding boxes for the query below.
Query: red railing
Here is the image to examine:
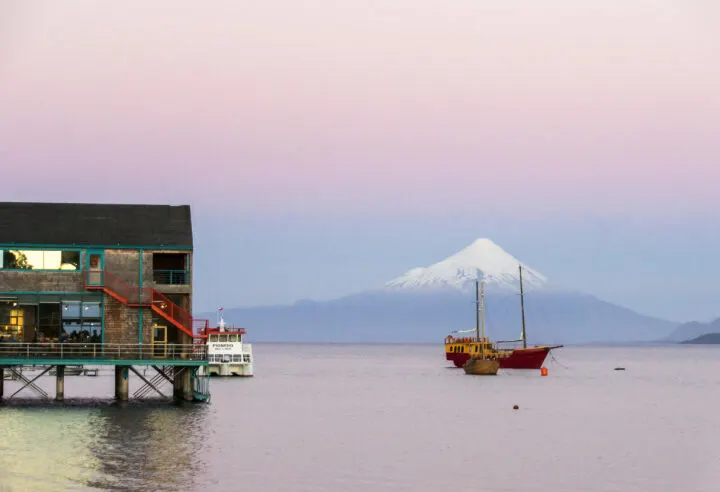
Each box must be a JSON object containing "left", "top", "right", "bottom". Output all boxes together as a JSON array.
[
  {"left": 193, "top": 319, "right": 210, "bottom": 334},
  {"left": 84, "top": 270, "right": 208, "bottom": 340},
  {"left": 201, "top": 326, "right": 246, "bottom": 337},
  {"left": 84, "top": 270, "right": 152, "bottom": 305},
  {"left": 150, "top": 289, "right": 193, "bottom": 336}
]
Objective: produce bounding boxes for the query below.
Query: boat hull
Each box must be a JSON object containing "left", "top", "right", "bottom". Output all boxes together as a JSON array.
[
  {"left": 208, "top": 363, "right": 254, "bottom": 377},
  {"left": 447, "top": 346, "right": 555, "bottom": 370}
]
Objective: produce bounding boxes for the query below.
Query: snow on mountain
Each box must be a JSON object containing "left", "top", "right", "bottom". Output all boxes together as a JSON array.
[{"left": 384, "top": 238, "right": 547, "bottom": 292}]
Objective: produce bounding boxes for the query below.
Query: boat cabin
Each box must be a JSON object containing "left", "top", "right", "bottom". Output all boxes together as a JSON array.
[
  {"left": 205, "top": 327, "right": 250, "bottom": 365},
  {"left": 203, "top": 314, "right": 254, "bottom": 376}
]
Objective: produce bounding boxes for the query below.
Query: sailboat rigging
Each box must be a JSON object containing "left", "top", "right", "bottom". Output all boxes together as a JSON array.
[{"left": 444, "top": 265, "right": 563, "bottom": 369}]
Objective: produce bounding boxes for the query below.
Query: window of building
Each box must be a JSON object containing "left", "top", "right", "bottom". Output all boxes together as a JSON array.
[
  {"left": 62, "top": 301, "right": 81, "bottom": 318},
  {"left": 38, "top": 303, "right": 62, "bottom": 341},
  {"left": 0, "top": 249, "right": 81, "bottom": 270},
  {"left": 0, "top": 302, "right": 25, "bottom": 341},
  {"left": 10, "top": 308, "right": 23, "bottom": 327},
  {"left": 83, "top": 302, "right": 101, "bottom": 318},
  {"left": 61, "top": 301, "right": 102, "bottom": 342}
]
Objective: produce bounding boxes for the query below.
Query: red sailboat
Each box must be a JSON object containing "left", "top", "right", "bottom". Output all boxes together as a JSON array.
[{"left": 444, "top": 265, "right": 562, "bottom": 369}]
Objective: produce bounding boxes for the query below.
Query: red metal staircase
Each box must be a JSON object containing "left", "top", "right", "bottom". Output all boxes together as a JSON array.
[{"left": 84, "top": 270, "right": 208, "bottom": 340}]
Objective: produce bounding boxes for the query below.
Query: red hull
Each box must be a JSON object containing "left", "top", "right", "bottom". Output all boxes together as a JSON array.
[{"left": 446, "top": 346, "right": 555, "bottom": 370}]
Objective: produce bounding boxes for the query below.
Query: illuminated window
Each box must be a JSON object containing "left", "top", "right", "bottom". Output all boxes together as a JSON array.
[
  {"left": 10, "top": 308, "right": 24, "bottom": 327},
  {"left": 0, "top": 307, "right": 24, "bottom": 340},
  {"left": 0, "top": 250, "right": 81, "bottom": 270}
]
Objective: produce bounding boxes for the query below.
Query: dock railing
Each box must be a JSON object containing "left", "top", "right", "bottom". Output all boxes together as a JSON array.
[{"left": 0, "top": 343, "right": 207, "bottom": 362}]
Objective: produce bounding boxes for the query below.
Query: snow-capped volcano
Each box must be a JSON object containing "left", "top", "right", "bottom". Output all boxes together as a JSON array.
[
  {"left": 209, "top": 237, "right": 676, "bottom": 344},
  {"left": 384, "top": 238, "right": 547, "bottom": 292}
]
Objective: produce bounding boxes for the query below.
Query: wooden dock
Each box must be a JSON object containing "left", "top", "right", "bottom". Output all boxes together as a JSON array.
[{"left": 0, "top": 342, "right": 210, "bottom": 403}]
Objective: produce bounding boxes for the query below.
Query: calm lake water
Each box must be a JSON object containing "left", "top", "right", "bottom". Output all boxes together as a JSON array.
[{"left": 1, "top": 344, "right": 719, "bottom": 491}]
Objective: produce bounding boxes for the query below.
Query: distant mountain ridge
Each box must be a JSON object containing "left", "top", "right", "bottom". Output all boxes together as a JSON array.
[
  {"left": 680, "top": 333, "right": 720, "bottom": 344},
  {"left": 666, "top": 318, "right": 720, "bottom": 342},
  {"left": 201, "top": 238, "right": 676, "bottom": 344}
]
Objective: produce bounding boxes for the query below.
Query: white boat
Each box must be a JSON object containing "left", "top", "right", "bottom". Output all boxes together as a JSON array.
[{"left": 204, "top": 309, "right": 254, "bottom": 377}]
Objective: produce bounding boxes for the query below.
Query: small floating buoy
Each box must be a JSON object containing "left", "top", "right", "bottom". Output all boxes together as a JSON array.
[
  {"left": 540, "top": 366, "right": 548, "bottom": 376},
  {"left": 513, "top": 404, "right": 519, "bottom": 410}
]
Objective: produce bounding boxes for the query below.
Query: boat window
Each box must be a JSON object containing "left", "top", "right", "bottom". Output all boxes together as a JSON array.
[
  {"left": 209, "top": 335, "right": 218, "bottom": 342},
  {"left": 229, "top": 334, "right": 238, "bottom": 342}
]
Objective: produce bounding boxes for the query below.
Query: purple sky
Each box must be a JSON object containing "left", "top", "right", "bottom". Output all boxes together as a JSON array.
[{"left": 2, "top": 1, "right": 719, "bottom": 321}]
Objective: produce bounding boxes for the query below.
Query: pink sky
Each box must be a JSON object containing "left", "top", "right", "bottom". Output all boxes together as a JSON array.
[
  {"left": 2, "top": 1, "right": 720, "bottom": 319},
  {"left": 1, "top": 0, "right": 719, "bottom": 220}
]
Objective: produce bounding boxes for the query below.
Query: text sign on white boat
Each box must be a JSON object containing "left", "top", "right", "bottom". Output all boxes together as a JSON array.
[{"left": 208, "top": 343, "right": 240, "bottom": 354}]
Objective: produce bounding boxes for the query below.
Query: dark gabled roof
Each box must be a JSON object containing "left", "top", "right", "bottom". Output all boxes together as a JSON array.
[{"left": 0, "top": 202, "right": 193, "bottom": 248}]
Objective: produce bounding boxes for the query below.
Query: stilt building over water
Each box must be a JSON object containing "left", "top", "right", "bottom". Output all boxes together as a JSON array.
[{"left": 0, "top": 202, "right": 209, "bottom": 402}]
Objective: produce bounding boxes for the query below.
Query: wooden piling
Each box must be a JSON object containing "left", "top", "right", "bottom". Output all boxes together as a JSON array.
[
  {"left": 55, "top": 365, "right": 65, "bottom": 402},
  {"left": 173, "top": 367, "right": 192, "bottom": 401},
  {"left": 115, "top": 365, "right": 129, "bottom": 402}
]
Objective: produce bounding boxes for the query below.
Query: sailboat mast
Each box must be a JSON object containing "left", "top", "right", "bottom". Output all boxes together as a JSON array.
[
  {"left": 475, "top": 279, "right": 480, "bottom": 342},
  {"left": 519, "top": 265, "right": 527, "bottom": 349},
  {"left": 480, "top": 279, "right": 486, "bottom": 357}
]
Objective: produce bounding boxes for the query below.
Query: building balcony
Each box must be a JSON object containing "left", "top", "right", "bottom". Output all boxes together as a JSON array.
[{"left": 152, "top": 270, "right": 190, "bottom": 285}]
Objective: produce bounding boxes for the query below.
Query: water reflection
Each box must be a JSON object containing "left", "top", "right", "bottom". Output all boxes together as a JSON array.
[{"left": 0, "top": 402, "right": 210, "bottom": 492}]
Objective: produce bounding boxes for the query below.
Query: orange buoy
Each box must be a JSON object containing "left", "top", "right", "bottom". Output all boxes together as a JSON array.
[{"left": 540, "top": 366, "right": 548, "bottom": 376}]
